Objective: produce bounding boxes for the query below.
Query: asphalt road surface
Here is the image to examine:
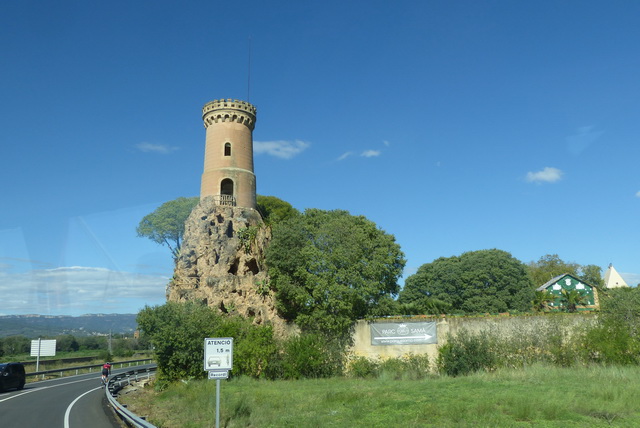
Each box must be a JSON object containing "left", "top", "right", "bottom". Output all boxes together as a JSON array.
[{"left": 0, "top": 365, "right": 153, "bottom": 428}]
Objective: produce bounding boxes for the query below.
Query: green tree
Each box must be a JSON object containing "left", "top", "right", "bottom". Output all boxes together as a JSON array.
[
  {"left": 256, "top": 195, "right": 299, "bottom": 225},
  {"left": 266, "top": 209, "right": 405, "bottom": 341},
  {"left": 532, "top": 290, "right": 555, "bottom": 312},
  {"left": 137, "top": 302, "right": 279, "bottom": 383},
  {"left": 527, "top": 255, "right": 603, "bottom": 288},
  {"left": 136, "top": 196, "right": 199, "bottom": 262},
  {"left": 55, "top": 334, "right": 79, "bottom": 352},
  {"left": 527, "top": 254, "right": 580, "bottom": 287},
  {"left": 1, "top": 336, "right": 30, "bottom": 356},
  {"left": 137, "top": 301, "right": 221, "bottom": 382},
  {"left": 582, "top": 287, "right": 640, "bottom": 364},
  {"left": 559, "top": 288, "right": 588, "bottom": 312},
  {"left": 579, "top": 264, "right": 604, "bottom": 288},
  {"left": 400, "top": 249, "right": 534, "bottom": 314}
]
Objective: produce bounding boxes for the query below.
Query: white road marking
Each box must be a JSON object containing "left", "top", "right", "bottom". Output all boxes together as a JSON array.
[
  {"left": 64, "top": 387, "right": 101, "bottom": 428},
  {"left": 0, "top": 376, "right": 101, "bottom": 403}
]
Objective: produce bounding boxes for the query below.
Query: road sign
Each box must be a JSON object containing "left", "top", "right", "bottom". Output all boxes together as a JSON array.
[
  {"left": 208, "top": 370, "right": 229, "bottom": 380},
  {"left": 204, "top": 337, "right": 234, "bottom": 371}
]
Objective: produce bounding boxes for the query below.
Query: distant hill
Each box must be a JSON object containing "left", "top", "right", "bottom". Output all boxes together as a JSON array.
[{"left": 0, "top": 314, "right": 138, "bottom": 338}]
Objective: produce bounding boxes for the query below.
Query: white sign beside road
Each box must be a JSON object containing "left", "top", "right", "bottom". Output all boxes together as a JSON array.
[
  {"left": 204, "top": 337, "right": 234, "bottom": 371},
  {"left": 30, "top": 339, "right": 57, "bottom": 357},
  {"left": 208, "top": 370, "right": 229, "bottom": 380}
]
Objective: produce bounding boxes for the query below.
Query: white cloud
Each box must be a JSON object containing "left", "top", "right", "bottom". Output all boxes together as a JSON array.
[
  {"left": 383, "top": 140, "right": 390, "bottom": 147},
  {"left": 254, "top": 140, "right": 310, "bottom": 159},
  {"left": 526, "top": 167, "right": 563, "bottom": 184},
  {"left": 337, "top": 152, "right": 353, "bottom": 161},
  {"left": 135, "top": 142, "right": 179, "bottom": 154},
  {"left": 361, "top": 150, "right": 381, "bottom": 158},
  {"left": 0, "top": 266, "right": 168, "bottom": 316},
  {"left": 636, "top": 190, "right": 640, "bottom": 198}
]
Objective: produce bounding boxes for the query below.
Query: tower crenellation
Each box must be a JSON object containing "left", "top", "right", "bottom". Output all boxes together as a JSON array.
[{"left": 202, "top": 99, "right": 257, "bottom": 131}]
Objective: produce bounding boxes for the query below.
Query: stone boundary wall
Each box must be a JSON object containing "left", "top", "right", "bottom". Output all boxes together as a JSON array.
[{"left": 350, "top": 313, "right": 597, "bottom": 362}]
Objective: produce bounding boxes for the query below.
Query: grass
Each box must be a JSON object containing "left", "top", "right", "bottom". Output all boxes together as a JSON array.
[{"left": 117, "top": 364, "right": 640, "bottom": 427}]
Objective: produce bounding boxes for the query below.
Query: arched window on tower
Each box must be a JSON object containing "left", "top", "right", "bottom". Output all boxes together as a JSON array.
[
  {"left": 219, "top": 178, "right": 235, "bottom": 206},
  {"left": 224, "top": 142, "right": 231, "bottom": 156}
]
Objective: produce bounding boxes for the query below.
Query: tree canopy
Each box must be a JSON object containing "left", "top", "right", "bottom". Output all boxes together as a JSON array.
[
  {"left": 265, "top": 209, "right": 405, "bottom": 340},
  {"left": 527, "top": 254, "right": 603, "bottom": 288},
  {"left": 399, "top": 249, "right": 535, "bottom": 314},
  {"left": 136, "top": 196, "right": 199, "bottom": 262},
  {"left": 256, "top": 195, "right": 299, "bottom": 225}
]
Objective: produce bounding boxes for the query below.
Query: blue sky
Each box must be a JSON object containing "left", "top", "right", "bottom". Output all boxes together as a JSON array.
[{"left": 1, "top": 1, "right": 638, "bottom": 316}]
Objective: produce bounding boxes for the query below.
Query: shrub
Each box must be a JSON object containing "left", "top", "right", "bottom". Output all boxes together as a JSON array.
[
  {"left": 346, "top": 354, "right": 431, "bottom": 380},
  {"left": 347, "top": 356, "right": 380, "bottom": 379},
  {"left": 280, "top": 333, "right": 343, "bottom": 379},
  {"left": 437, "top": 329, "right": 496, "bottom": 376},
  {"left": 137, "top": 302, "right": 280, "bottom": 383}
]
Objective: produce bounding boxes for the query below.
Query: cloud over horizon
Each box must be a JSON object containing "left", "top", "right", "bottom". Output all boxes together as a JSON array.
[
  {"left": 0, "top": 266, "right": 168, "bottom": 316},
  {"left": 526, "top": 167, "right": 563, "bottom": 184},
  {"left": 254, "top": 140, "right": 310, "bottom": 159}
]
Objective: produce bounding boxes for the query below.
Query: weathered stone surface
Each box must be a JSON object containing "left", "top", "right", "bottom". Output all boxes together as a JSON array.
[{"left": 167, "top": 197, "right": 289, "bottom": 336}]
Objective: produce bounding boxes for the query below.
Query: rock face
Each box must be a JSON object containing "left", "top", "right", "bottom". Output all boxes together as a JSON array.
[{"left": 167, "top": 197, "right": 288, "bottom": 335}]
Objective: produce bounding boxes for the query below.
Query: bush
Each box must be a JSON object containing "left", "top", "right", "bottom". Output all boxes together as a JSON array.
[
  {"left": 346, "top": 354, "right": 430, "bottom": 380},
  {"left": 347, "top": 356, "right": 381, "bottom": 379},
  {"left": 437, "top": 329, "right": 496, "bottom": 376},
  {"left": 583, "top": 323, "right": 640, "bottom": 365},
  {"left": 280, "top": 333, "right": 343, "bottom": 379}
]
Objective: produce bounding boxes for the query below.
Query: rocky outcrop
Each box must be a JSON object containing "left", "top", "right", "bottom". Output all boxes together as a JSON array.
[{"left": 167, "top": 197, "right": 289, "bottom": 336}]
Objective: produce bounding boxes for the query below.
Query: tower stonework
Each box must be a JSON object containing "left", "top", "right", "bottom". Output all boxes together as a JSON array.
[{"left": 200, "top": 99, "right": 257, "bottom": 209}]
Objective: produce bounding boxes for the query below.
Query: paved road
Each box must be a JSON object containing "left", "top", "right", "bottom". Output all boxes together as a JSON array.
[{"left": 0, "top": 364, "right": 153, "bottom": 428}]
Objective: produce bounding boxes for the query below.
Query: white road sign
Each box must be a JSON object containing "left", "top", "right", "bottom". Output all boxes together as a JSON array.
[
  {"left": 31, "top": 339, "right": 57, "bottom": 357},
  {"left": 208, "top": 370, "right": 229, "bottom": 380},
  {"left": 204, "top": 337, "right": 234, "bottom": 371}
]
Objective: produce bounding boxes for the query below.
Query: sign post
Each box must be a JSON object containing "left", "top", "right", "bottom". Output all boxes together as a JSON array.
[
  {"left": 204, "top": 337, "right": 233, "bottom": 428},
  {"left": 30, "top": 338, "right": 57, "bottom": 372}
]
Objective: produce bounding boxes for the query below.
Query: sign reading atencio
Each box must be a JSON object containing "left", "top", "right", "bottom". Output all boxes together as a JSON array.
[{"left": 204, "top": 337, "right": 234, "bottom": 371}]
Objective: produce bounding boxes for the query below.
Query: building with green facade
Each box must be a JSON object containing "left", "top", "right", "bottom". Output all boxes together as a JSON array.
[{"left": 537, "top": 273, "right": 599, "bottom": 311}]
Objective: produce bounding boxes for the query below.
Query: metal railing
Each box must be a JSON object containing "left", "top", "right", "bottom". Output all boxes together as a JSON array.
[
  {"left": 213, "top": 194, "right": 236, "bottom": 206},
  {"left": 27, "top": 358, "right": 154, "bottom": 380},
  {"left": 106, "top": 366, "right": 158, "bottom": 428}
]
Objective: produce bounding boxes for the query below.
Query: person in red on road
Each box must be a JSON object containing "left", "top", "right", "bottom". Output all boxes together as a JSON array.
[{"left": 101, "top": 362, "right": 112, "bottom": 386}]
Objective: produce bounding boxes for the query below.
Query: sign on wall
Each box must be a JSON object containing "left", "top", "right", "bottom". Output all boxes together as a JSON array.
[{"left": 370, "top": 322, "right": 436, "bottom": 346}]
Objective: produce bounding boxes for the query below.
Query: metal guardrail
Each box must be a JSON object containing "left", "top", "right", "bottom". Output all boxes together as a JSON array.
[
  {"left": 105, "top": 366, "right": 158, "bottom": 428},
  {"left": 28, "top": 358, "right": 154, "bottom": 379}
]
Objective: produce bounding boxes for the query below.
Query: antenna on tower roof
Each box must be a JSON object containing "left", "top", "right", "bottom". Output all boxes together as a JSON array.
[{"left": 247, "top": 35, "right": 252, "bottom": 102}]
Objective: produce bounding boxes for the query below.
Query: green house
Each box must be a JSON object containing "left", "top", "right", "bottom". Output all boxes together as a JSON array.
[{"left": 536, "top": 273, "right": 599, "bottom": 311}]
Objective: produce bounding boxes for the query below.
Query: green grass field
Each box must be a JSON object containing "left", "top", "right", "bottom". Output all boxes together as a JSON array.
[{"left": 119, "top": 364, "right": 640, "bottom": 427}]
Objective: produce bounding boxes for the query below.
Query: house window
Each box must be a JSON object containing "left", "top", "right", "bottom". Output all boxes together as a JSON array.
[{"left": 224, "top": 143, "right": 231, "bottom": 156}]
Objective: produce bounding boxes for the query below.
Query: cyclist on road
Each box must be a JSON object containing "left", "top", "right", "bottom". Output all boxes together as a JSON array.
[{"left": 101, "top": 362, "right": 112, "bottom": 386}]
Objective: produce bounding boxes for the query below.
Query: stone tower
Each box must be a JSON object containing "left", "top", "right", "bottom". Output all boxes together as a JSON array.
[{"left": 200, "top": 99, "right": 257, "bottom": 209}]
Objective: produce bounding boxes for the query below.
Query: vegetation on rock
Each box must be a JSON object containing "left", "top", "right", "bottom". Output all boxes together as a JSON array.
[{"left": 136, "top": 196, "right": 199, "bottom": 262}]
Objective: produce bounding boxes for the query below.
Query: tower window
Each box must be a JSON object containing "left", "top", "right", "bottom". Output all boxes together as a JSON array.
[
  {"left": 224, "top": 142, "right": 231, "bottom": 156},
  {"left": 220, "top": 178, "right": 234, "bottom": 196}
]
